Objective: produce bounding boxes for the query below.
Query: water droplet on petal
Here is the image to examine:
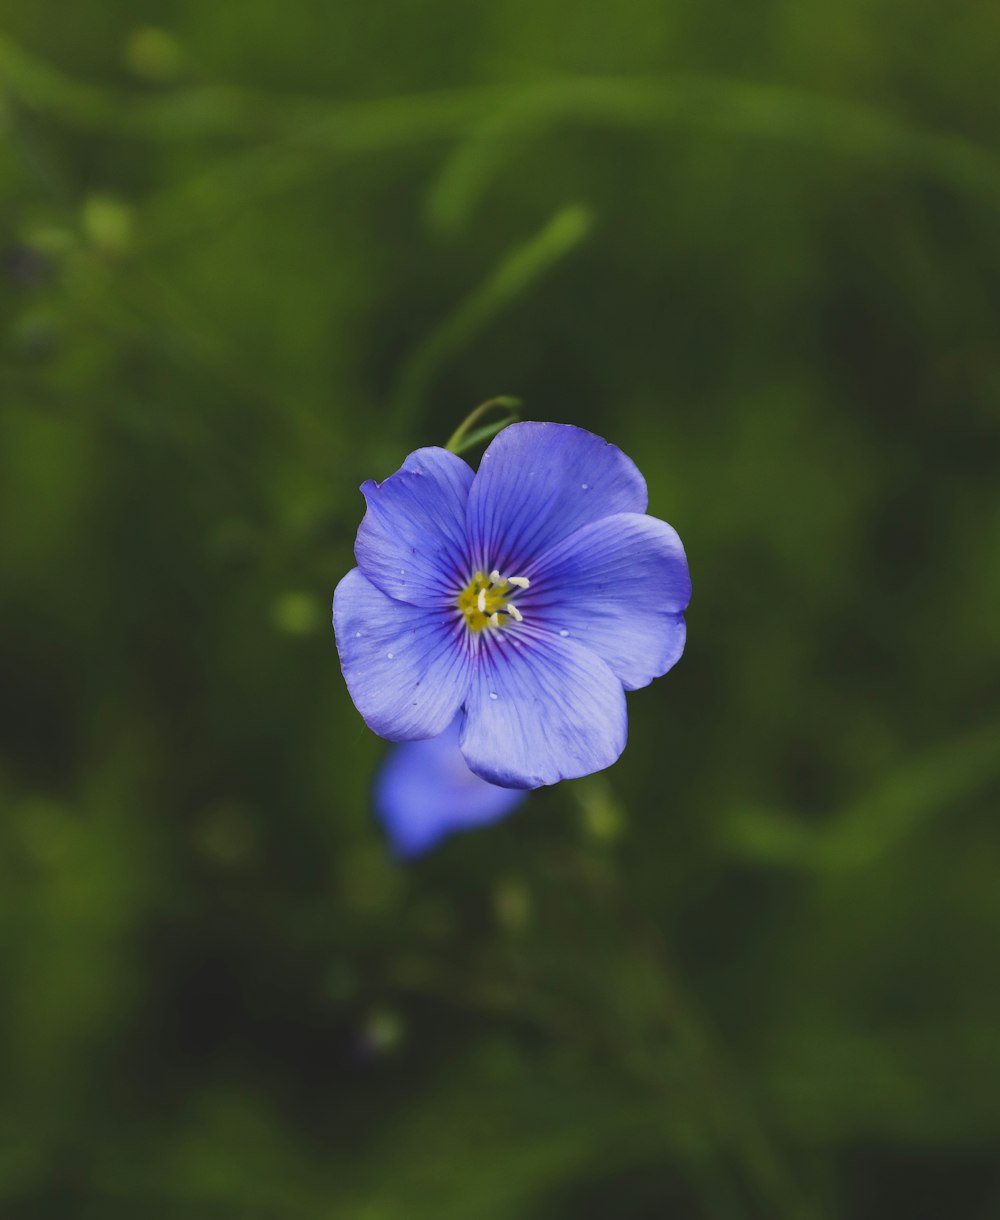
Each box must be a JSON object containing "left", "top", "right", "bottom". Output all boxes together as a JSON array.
[
  {"left": 355, "top": 631, "right": 362, "bottom": 638},
  {"left": 581, "top": 483, "right": 588, "bottom": 490},
  {"left": 489, "top": 691, "right": 498, "bottom": 700},
  {"left": 559, "top": 629, "right": 569, "bottom": 638},
  {"left": 386, "top": 652, "right": 394, "bottom": 659}
]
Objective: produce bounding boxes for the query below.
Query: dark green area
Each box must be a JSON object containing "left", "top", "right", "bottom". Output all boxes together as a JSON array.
[{"left": 2, "top": 4, "right": 999, "bottom": 1217}]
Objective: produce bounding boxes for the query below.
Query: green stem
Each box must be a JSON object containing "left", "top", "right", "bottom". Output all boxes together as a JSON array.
[{"left": 444, "top": 396, "right": 521, "bottom": 454}]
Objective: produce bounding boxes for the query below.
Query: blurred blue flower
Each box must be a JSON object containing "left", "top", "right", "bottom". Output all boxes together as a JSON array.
[
  {"left": 334, "top": 421, "right": 691, "bottom": 788},
  {"left": 375, "top": 715, "right": 527, "bottom": 856}
]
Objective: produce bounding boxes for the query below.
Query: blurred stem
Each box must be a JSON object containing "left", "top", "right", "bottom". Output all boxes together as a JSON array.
[
  {"left": 7, "top": 29, "right": 1000, "bottom": 221},
  {"left": 390, "top": 204, "right": 592, "bottom": 436},
  {"left": 565, "top": 781, "right": 823, "bottom": 1217},
  {"left": 393, "top": 862, "right": 823, "bottom": 1220},
  {"left": 444, "top": 397, "right": 520, "bottom": 455},
  {"left": 629, "top": 919, "right": 821, "bottom": 1219}
]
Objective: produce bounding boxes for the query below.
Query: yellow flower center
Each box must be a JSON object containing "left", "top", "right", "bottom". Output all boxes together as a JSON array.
[{"left": 456, "top": 569, "right": 530, "bottom": 633}]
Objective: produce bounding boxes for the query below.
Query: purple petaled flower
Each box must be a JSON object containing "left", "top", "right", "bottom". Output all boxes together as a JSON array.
[
  {"left": 375, "top": 715, "right": 528, "bottom": 856},
  {"left": 333, "top": 421, "right": 691, "bottom": 789}
]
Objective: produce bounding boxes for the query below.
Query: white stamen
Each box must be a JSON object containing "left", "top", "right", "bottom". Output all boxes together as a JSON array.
[
  {"left": 506, "top": 603, "right": 523, "bottom": 622},
  {"left": 489, "top": 570, "right": 502, "bottom": 585},
  {"left": 507, "top": 576, "right": 530, "bottom": 589},
  {"left": 488, "top": 612, "right": 500, "bottom": 628},
  {"left": 477, "top": 589, "right": 487, "bottom": 613}
]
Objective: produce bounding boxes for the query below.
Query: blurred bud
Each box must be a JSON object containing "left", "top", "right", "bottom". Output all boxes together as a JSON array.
[
  {"left": 341, "top": 841, "right": 400, "bottom": 914},
  {"left": 359, "top": 1007, "right": 405, "bottom": 1057},
  {"left": 575, "top": 776, "right": 626, "bottom": 843},
  {"left": 16, "top": 797, "right": 73, "bottom": 867},
  {"left": 271, "top": 591, "right": 323, "bottom": 636},
  {"left": 194, "top": 800, "right": 258, "bottom": 869},
  {"left": 324, "top": 959, "right": 360, "bottom": 1003},
  {"left": 411, "top": 895, "right": 458, "bottom": 941},
  {"left": 482, "top": 1036, "right": 524, "bottom": 1080},
  {"left": 123, "top": 27, "right": 182, "bottom": 82},
  {"left": 81, "top": 195, "right": 134, "bottom": 257},
  {"left": 493, "top": 878, "right": 531, "bottom": 931},
  {"left": 207, "top": 518, "right": 257, "bottom": 564}
]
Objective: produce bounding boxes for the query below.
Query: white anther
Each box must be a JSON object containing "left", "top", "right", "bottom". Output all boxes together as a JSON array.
[
  {"left": 488, "top": 612, "right": 500, "bottom": 628},
  {"left": 489, "top": 570, "right": 502, "bottom": 585},
  {"left": 477, "top": 589, "right": 487, "bottom": 613},
  {"left": 506, "top": 603, "right": 523, "bottom": 622},
  {"left": 507, "top": 576, "right": 530, "bottom": 589}
]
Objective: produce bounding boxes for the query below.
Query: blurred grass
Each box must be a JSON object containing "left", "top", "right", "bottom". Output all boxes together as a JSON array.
[
  {"left": 2, "top": 2, "right": 1000, "bottom": 1218},
  {"left": 723, "top": 718, "right": 1000, "bottom": 869}
]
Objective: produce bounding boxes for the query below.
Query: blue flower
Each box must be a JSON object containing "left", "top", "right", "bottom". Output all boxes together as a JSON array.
[
  {"left": 375, "top": 715, "right": 528, "bottom": 856},
  {"left": 333, "top": 421, "right": 691, "bottom": 789}
]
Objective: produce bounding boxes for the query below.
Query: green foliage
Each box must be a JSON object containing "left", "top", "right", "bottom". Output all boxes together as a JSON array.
[{"left": 1, "top": 2, "right": 999, "bottom": 1216}]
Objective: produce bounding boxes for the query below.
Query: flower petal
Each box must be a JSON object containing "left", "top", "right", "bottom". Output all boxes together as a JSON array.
[
  {"left": 529, "top": 512, "right": 691, "bottom": 690},
  {"left": 466, "top": 422, "right": 648, "bottom": 575},
  {"left": 355, "top": 446, "right": 475, "bottom": 606},
  {"left": 333, "top": 568, "right": 470, "bottom": 739},
  {"left": 375, "top": 715, "right": 527, "bottom": 856},
  {"left": 459, "top": 629, "right": 627, "bottom": 788}
]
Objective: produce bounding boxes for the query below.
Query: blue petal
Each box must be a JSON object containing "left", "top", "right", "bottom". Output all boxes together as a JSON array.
[
  {"left": 375, "top": 715, "right": 527, "bottom": 857},
  {"left": 333, "top": 568, "right": 471, "bottom": 739},
  {"left": 528, "top": 512, "right": 691, "bottom": 690},
  {"left": 459, "top": 629, "right": 628, "bottom": 788},
  {"left": 355, "top": 447, "right": 475, "bottom": 606},
  {"left": 466, "top": 422, "right": 648, "bottom": 575}
]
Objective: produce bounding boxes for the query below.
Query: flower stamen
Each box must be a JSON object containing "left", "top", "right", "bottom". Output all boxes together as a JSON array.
[{"left": 457, "top": 568, "right": 529, "bottom": 633}]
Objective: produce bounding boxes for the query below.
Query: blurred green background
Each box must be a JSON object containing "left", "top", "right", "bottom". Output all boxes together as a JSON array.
[{"left": 2, "top": 3, "right": 999, "bottom": 1217}]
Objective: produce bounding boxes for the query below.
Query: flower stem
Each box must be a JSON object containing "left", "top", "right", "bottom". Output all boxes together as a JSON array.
[{"left": 445, "top": 396, "right": 521, "bottom": 455}]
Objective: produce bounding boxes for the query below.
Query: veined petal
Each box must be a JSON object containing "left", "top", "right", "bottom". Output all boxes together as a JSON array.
[
  {"left": 466, "top": 422, "right": 648, "bottom": 575},
  {"left": 375, "top": 715, "right": 527, "bottom": 857},
  {"left": 529, "top": 512, "right": 691, "bottom": 690},
  {"left": 459, "top": 629, "right": 627, "bottom": 788},
  {"left": 333, "top": 568, "right": 470, "bottom": 740},
  {"left": 355, "top": 447, "right": 474, "bottom": 606}
]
